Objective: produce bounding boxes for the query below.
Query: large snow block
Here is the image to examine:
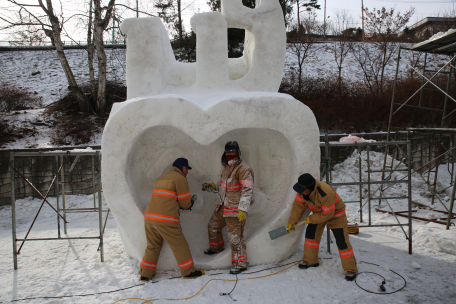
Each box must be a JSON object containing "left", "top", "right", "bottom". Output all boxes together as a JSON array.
[
  {"left": 102, "top": 93, "right": 318, "bottom": 270},
  {"left": 103, "top": 0, "right": 318, "bottom": 272}
]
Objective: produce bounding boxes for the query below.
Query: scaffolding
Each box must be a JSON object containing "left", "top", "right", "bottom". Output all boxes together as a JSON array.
[
  {"left": 381, "top": 29, "right": 456, "bottom": 230},
  {"left": 10, "top": 150, "right": 108, "bottom": 269},
  {"left": 321, "top": 138, "right": 413, "bottom": 254}
]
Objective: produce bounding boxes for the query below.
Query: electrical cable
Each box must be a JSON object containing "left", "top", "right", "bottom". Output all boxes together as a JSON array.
[
  {"left": 355, "top": 261, "right": 407, "bottom": 294},
  {"left": 111, "top": 261, "right": 301, "bottom": 304},
  {"left": 7, "top": 260, "right": 301, "bottom": 303},
  {"left": 8, "top": 259, "right": 406, "bottom": 302}
]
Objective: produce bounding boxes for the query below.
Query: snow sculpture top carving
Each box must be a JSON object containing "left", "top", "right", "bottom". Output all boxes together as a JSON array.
[{"left": 120, "top": 0, "right": 286, "bottom": 99}]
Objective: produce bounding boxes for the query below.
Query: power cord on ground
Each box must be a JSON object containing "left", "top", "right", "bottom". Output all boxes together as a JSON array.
[
  {"left": 6, "top": 259, "right": 407, "bottom": 302},
  {"left": 355, "top": 261, "right": 407, "bottom": 294}
]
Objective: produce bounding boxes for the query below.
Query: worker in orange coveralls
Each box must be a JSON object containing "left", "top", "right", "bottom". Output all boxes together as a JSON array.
[
  {"left": 287, "top": 173, "right": 358, "bottom": 281},
  {"left": 203, "top": 141, "right": 254, "bottom": 275},
  {"left": 139, "top": 158, "right": 204, "bottom": 281}
]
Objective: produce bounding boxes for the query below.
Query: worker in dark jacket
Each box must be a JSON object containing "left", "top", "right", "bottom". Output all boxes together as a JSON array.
[
  {"left": 287, "top": 173, "right": 358, "bottom": 281},
  {"left": 139, "top": 158, "right": 204, "bottom": 281}
]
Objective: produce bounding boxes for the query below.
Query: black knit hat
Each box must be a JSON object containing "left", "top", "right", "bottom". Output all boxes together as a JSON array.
[
  {"left": 221, "top": 141, "right": 242, "bottom": 166},
  {"left": 293, "top": 173, "right": 315, "bottom": 193}
]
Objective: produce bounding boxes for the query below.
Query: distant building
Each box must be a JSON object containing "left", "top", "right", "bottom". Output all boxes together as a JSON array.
[{"left": 406, "top": 17, "right": 456, "bottom": 39}]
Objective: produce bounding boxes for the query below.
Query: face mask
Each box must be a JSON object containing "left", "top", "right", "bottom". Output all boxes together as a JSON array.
[{"left": 226, "top": 154, "right": 236, "bottom": 162}]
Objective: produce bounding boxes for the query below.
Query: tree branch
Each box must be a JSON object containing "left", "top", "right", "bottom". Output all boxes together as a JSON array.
[{"left": 113, "top": 4, "right": 157, "bottom": 17}]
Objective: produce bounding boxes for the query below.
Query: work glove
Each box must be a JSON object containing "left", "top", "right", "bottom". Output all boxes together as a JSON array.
[
  {"left": 202, "top": 183, "right": 217, "bottom": 192},
  {"left": 185, "top": 195, "right": 197, "bottom": 211},
  {"left": 286, "top": 224, "right": 295, "bottom": 233},
  {"left": 237, "top": 210, "right": 247, "bottom": 221},
  {"left": 304, "top": 217, "right": 311, "bottom": 225}
]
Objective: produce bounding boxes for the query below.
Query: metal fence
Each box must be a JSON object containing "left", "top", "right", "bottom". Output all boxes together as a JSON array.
[{"left": 9, "top": 150, "right": 108, "bottom": 270}]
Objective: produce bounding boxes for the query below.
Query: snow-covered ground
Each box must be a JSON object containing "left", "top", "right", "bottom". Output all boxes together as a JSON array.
[{"left": 1, "top": 150, "right": 455, "bottom": 303}]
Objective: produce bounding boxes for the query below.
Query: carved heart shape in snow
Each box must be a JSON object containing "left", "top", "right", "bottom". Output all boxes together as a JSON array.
[{"left": 102, "top": 93, "right": 319, "bottom": 271}]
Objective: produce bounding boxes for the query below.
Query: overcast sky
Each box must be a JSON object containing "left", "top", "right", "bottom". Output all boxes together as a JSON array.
[
  {"left": 310, "top": 0, "right": 456, "bottom": 28},
  {"left": 0, "top": 0, "right": 455, "bottom": 42}
]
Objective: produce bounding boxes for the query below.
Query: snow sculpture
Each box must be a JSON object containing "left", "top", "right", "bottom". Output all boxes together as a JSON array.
[{"left": 102, "top": 0, "right": 320, "bottom": 271}]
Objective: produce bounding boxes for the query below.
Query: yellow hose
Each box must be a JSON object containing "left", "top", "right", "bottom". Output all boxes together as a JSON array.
[{"left": 112, "top": 262, "right": 299, "bottom": 304}]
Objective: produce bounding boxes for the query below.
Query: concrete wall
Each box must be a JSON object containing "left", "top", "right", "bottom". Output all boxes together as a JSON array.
[{"left": 1, "top": 146, "right": 101, "bottom": 206}]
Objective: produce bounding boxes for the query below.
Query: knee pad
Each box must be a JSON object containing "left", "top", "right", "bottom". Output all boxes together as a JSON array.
[
  {"left": 305, "top": 223, "right": 318, "bottom": 240},
  {"left": 331, "top": 228, "right": 348, "bottom": 250}
]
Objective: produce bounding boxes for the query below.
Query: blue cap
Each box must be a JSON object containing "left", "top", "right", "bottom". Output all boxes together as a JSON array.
[{"left": 172, "top": 158, "right": 192, "bottom": 171}]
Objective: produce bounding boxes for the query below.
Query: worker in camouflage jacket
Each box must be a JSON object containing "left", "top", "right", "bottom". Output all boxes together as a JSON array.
[
  {"left": 139, "top": 158, "right": 204, "bottom": 281},
  {"left": 204, "top": 141, "right": 254, "bottom": 274},
  {"left": 287, "top": 173, "right": 358, "bottom": 281}
]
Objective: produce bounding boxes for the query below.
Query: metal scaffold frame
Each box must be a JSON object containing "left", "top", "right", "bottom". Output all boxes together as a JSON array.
[
  {"left": 383, "top": 31, "right": 456, "bottom": 230},
  {"left": 10, "top": 150, "right": 108, "bottom": 270},
  {"left": 321, "top": 138, "right": 413, "bottom": 254}
]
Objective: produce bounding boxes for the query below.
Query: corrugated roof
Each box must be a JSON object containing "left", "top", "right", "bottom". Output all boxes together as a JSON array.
[{"left": 409, "top": 29, "right": 456, "bottom": 54}]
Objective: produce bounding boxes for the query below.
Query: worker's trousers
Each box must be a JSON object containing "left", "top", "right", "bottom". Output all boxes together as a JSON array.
[
  {"left": 208, "top": 207, "right": 248, "bottom": 268},
  {"left": 139, "top": 222, "right": 195, "bottom": 279},
  {"left": 303, "top": 215, "right": 358, "bottom": 273}
]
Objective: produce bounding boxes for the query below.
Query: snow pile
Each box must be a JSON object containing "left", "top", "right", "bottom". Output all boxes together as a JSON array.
[
  {"left": 427, "top": 28, "right": 456, "bottom": 42},
  {"left": 339, "top": 135, "right": 376, "bottom": 143}
]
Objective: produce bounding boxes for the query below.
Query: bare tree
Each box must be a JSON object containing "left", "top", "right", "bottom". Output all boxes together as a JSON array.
[
  {"left": 0, "top": 0, "right": 89, "bottom": 112},
  {"left": 350, "top": 42, "right": 384, "bottom": 97},
  {"left": 288, "top": 11, "right": 321, "bottom": 93},
  {"left": 326, "top": 9, "right": 353, "bottom": 89},
  {"left": 362, "top": 6, "right": 415, "bottom": 94},
  {"left": 293, "top": 0, "right": 320, "bottom": 33},
  {"left": 92, "top": 0, "right": 115, "bottom": 116}
]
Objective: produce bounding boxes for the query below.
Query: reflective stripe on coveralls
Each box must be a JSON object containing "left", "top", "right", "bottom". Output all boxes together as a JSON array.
[
  {"left": 151, "top": 189, "right": 190, "bottom": 200},
  {"left": 224, "top": 206, "right": 238, "bottom": 214},
  {"left": 220, "top": 180, "right": 255, "bottom": 191},
  {"left": 232, "top": 253, "right": 247, "bottom": 263},
  {"left": 146, "top": 188, "right": 191, "bottom": 224},
  {"left": 304, "top": 239, "right": 320, "bottom": 248},
  {"left": 240, "top": 180, "right": 254, "bottom": 187},
  {"left": 333, "top": 209, "right": 346, "bottom": 218},
  {"left": 339, "top": 248, "right": 355, "bottom": 258},
  {"left": 220, "top": 181, "right": 242, "bottom": 191},
  {"left": 141, "top": 259, "right": 157, "bottom": 269},
  {"left": 296, "top": 193, "right": 344, "bottom": 218},
  {"left": 209, "top": 239, "right": 224, "bottom": 247},
  {"left": 178, "top": 257, "right": 194, "bottom": 269},
  {"left": 144, "top": 212, "right": 180, "bottom": 224}
]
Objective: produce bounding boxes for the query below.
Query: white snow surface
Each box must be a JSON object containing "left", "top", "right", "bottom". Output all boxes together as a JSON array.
[
  {"left": 1, "top": 150, "right": 456, "bottom": 303},
  {"left": 425, "top": 28, "right": 456, "bottom": 42}
]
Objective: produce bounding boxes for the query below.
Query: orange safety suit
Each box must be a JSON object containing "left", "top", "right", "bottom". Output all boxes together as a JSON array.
[
  {"left": 139, "top": 166, "right": 195, "bottom": 278},
  {"left": 288, "top": 180, "right": 358, "bottom": 273},
  {"left": 208, "top": 158, "right": 254, "bottom": 268}
]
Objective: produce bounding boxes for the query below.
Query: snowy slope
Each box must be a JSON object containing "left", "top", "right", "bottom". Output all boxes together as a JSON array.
[
  {"left": 1, "top": 150, "right": 455, "bottom": 303},
  {"left": 0, "top": 43, "right": 449, "bottom": 150}
]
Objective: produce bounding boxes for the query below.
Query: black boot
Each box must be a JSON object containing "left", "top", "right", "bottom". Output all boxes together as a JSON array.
[
  {"left": 184, "top": 270, "right": 205, "bottom": 279},
  {"left": 204, "top": 248, "right": 224, "bottom": 255},
  {"left": 298, "top": 261, "right": 320, "bottom": 269},
  {"left": 140, "top": 276, "right": 152, "bottom": 282},
  {"left": 345, "top": 271, "right": 358, "bottom": 281},
  {"left": 230, "top": 266, "right": 247, "bottom": 275}
]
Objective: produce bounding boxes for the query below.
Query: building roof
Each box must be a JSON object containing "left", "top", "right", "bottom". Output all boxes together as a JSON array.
[
  {"left": 408, "top": 28, "right": 456, "bottom": 54},
  {"left": 409, "top": 17, "right": 456, "bottom": 31}
]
